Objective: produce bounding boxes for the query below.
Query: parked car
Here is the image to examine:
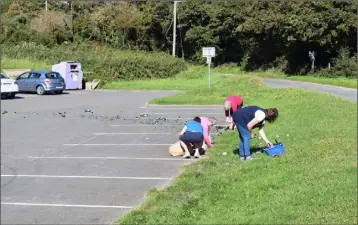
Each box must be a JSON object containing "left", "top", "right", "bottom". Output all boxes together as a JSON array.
[
  {"left": 16, "top": 70, "right": 66, "bottom": 95},
  {"left": 1, "top": 73, "right": 19, "bottom": 99}
]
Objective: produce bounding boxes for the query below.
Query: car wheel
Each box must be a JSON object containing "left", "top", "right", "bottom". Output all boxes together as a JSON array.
[
  {"left": 36, "top": 85, "right": 45, "bottom": 95},
  {"left": 8, "top": 93, "right": 15, "bottom": 99},
  {"left": 55, "top": 90, "right": 63, "bottom": 94}
]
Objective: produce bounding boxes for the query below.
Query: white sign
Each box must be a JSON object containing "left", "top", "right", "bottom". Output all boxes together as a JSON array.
[{"left": 202, "top": 47, "right": 215, "bottom": 57}]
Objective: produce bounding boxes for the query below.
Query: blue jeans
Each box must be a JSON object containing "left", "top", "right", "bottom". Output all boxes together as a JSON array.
[{"left": 236, "top": 124, "right": 251, "bottom": 158}]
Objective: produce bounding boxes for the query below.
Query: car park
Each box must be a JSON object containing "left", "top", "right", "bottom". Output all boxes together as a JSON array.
[
  {"left": 1, "top": 73, "right": 19, "bottom": 99},
  {"left": 16, "top": 70, "right": 66, "bottom": 95}
]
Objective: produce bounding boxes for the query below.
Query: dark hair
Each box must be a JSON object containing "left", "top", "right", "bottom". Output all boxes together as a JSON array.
[
  {"left": 264, "top": 108, "right": 278, "bottom": 123},
  {"left": 193, "top": 117, "right": 201, "bottom": 123}
]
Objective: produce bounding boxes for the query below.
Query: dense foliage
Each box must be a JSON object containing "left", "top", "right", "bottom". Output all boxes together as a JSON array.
[
  {"left": 1, "top": 0, "right": 357, "bottom": 77},
  {"left": 1, "top": 42, "right": 187, "bottom": 83}
]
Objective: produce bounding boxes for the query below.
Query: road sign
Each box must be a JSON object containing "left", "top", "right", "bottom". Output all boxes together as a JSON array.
[
  {"left": 202, "top": 47, "right": 215, "bottom": 57},
  {"left": 202, "top": 47, "right": 215, "bottom": 88}
]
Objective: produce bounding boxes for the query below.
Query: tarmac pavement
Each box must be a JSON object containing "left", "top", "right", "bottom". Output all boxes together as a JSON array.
[{"left": 1, "top": 90, "right": 224, "bottom": 224}]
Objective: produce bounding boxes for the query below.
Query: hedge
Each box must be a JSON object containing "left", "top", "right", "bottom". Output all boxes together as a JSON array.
[{"left": 1, "top": 42, "right": 187, "bottom": 83}]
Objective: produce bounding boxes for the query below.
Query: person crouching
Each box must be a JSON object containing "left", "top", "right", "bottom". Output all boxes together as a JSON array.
[{"left": 179, "top": 117, "right": 204, "bottom": 158}]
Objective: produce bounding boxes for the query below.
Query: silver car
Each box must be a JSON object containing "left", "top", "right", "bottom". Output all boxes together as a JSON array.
[{"left": 16, "top": 70, "right": 66, "bottom": 95}]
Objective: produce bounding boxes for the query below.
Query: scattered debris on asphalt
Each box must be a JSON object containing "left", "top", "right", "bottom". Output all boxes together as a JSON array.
[{"left": 2, "top": 110, "right": 8, "bottom": 114}]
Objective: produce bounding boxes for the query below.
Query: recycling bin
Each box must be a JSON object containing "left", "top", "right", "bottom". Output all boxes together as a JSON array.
[{"left": 52, "top": 61, "right": 83, "bottom": 90}]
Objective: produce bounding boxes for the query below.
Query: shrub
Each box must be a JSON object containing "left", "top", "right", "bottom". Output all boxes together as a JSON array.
[
  {"left": 317, "top": 47, "right": 357, "bottom": 78},
  {"left": 1, "top": 42, "right": 187, "bottom": 83}
]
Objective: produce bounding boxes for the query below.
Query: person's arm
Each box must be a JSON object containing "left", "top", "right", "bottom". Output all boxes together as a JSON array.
[
  {"left": 247, "top": 110, "right": 265, "bottom": 131},
  {"left": 180, "top": 126, "right": 187, "bottom": 135},
  {"left": 203, "top": 130, "right": 213, "bottom": 147},
  {"left": 258, "top": 126, "right": 272, "bottom": 147}
]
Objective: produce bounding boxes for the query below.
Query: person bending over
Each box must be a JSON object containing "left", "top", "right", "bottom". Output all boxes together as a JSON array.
[
  {"left": 200, "top": 116, "right": 216, "bottom": 150},
  {"left": 179, "top": 117, "right": 204, "bottom": 158},
  {"left": 223, "top": 95, "right": 244, "bottom": 128},
  {"left": 232, "top": 106, "right": 278, "bottom": 161}
]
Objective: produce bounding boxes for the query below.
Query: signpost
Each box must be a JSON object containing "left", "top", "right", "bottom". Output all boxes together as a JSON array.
[{"left": 202, "top": 47, "right": 215, "bottom": 88}]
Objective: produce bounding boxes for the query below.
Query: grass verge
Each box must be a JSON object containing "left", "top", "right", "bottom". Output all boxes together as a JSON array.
[
  {"left": 259, "top": 69, "right": 357, "bottom": 89},
  {"left": 1, "top": 57, "right": 51, "bottom": 71},
  {"left": 116, "top": 66, "right": 357, "bottom": 224}
]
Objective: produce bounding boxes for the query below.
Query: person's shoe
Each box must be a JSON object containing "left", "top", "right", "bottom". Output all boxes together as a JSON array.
[
  {"left": 239, "top": 156, "right": 245, "bottom": 161},
  {"left": 245, "top": 156, "right": 253, "bottom": 160},
  {"left": 194, "top": 150, "right": 200, "bottom": 158},
  {"left": 183, "top": 151, "right": 191, "bottom": 159}
]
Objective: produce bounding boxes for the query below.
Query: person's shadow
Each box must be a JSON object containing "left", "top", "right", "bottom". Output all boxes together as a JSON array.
[{"left": 232, "top": 147, "right": 264, "bottom": 155}]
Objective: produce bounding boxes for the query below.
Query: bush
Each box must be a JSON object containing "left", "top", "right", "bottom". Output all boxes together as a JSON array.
[
  {"left": 317, "top": 47, "right": 357, "bottom": 78},
  {"left": 1, "top": 42, "right": 187, "bottom": 83}
]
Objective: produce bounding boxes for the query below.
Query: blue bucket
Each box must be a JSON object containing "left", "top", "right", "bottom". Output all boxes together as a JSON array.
[{"left": 263, "top": 141, "right": 285, "bottom": 156}]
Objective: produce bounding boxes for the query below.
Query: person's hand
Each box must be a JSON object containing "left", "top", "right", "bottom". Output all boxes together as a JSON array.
[
  {"left": 266, "top": 141, "right": 273, "bottom": 147},
  {"left": 226, "top": 117, "right": 230, "bottom": 123},
  {"left": 229, "top": 122, "right": 235, "bottom": 130}
]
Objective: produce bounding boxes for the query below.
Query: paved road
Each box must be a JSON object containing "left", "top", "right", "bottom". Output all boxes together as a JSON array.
[
  {"left": 1, "top": 90, "right": 225, "bottom": 224},
  {"left": 261, "top": 78, "right": 357, "bottom": 102}
]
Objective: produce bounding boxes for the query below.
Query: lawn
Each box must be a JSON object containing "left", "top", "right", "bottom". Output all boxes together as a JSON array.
[{"left": 115, "top": 66, "right": 357, "bottom": 224}]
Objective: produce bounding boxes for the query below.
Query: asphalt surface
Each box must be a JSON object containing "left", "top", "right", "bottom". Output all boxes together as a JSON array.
[
  {"left": 1, "top": 90, "right": 225, "bottom": 224},
  {"left": 261, "top": 78, "right": 357, "bottom": 102}
]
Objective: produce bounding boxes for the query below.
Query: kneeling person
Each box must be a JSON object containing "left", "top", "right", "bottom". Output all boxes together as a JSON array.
[{"left": 179, "top": 117, "right": 204, "bottom": 158}]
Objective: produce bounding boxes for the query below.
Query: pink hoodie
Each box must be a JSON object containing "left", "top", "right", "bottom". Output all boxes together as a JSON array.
[{"left": 200, "top": 117, "right": 213, "bottom": 147}]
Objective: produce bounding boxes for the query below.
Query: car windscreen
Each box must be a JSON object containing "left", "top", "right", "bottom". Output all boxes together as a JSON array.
[
  {"left": 45, "top": 72, "right": 62, "bottom": 79},
  {"left": 1, "top": 74, "right": 9, "bottom": 79}
]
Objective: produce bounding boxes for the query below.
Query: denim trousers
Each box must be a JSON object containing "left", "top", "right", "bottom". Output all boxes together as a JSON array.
[{"left": 236, "top": 124, "right": 251, "bottom": 157}]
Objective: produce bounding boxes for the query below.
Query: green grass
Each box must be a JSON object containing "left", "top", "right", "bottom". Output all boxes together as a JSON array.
[
  {"left": 104, "top": 65, "right": 356, "bottom": 90},
  {"left": 1, "top": 57, "right": 50, "bottom": 70},
  {"left": 115, "top": 66, "right": 357, "bottom": 224},
  {"left": 259, "top": 69, "right": 357, "bottom": 89}
]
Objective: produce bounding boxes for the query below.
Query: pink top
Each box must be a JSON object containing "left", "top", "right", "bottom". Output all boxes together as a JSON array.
[
  {"left": 224, "top": 95, "right": 243, "bottom": 117},
  {"left": 200, "top": 117, "right": 213, "bottom": 147}
]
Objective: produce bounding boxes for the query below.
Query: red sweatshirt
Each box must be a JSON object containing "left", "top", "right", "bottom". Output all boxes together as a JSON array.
[{"left": 224, "top": 95, "right": 243, "bottom": 117}]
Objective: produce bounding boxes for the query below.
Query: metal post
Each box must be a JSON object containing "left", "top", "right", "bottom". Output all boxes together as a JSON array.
[
  {"left": 45, "top": 1, "right": 48, "bottom": 11},
  {"left": 70, "top": 1, "right": 74, "bottom": 42},
  {"left": 208, "top": 61, "right": 211, "bottom": 88},
  {"left": 172, "top": 1, "right": 177, "bottom": 57}
]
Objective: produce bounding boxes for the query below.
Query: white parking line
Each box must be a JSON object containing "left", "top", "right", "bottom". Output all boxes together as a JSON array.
[
  {"left": 138, "top": 117, "right": 193, "bottom": 120},
  {"left": 27, "top": 156, "right": 190, "bottom": 161},
  {"left": 140, "top": 107, "right": 222, "bottom": 110},
  {"left": 1, "top": 174, "right": 171, "bottom": 180},
  {"left": 1, "top": 202, "right": 133, "bottom": 209},
  {"left": 110, "top": 124, "right": 182, "bottom": 127},
  {"left": 63, "top": 143, "right": 172, "bottom": 146},
  {"left": 110, "top": 124, "right": 228, "bottom": 127},
  {"left": 92, "top": 132, "right": 173, "bottom": 135},
  {"left": 146, "top": 112, "right": 222, "bottom": 115}
]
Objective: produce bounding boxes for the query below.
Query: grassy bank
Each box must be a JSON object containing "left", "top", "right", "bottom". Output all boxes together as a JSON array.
[
  {"left": 116, "top": 67, "right": 357, "bottom": 224},
  {"left": 2, "top": 42, "right": 187, "bottom": 82},
  {"left": 1, "top": 57, "right": 50, "bottom": 71},
  {"left": 260, "top": 69, "right": 357, "bottom": 89},
  {"left": 104, "top": 65, "right": 357, "bottom": 90}
]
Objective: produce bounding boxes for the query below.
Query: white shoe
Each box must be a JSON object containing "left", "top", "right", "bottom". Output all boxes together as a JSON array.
[
  {"left": 183, "top": 151, "right": 191, "bottom": 158},
  {"left": 194, "top": 150, "right": 200, "bottom": 158}
]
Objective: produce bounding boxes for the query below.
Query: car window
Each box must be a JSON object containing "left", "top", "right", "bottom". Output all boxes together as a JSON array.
[
  {"left": 45, "top": 72, "right": 62, "bottom": 79},
  {"left": 29, "top": 73, "right": 41, "bottom": 79},
  {"left": 1, "top": 74, "right": 9, "bottom": 79},
  {"left": 18, "top": 72, "right": 30, "bottom": 79}
]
